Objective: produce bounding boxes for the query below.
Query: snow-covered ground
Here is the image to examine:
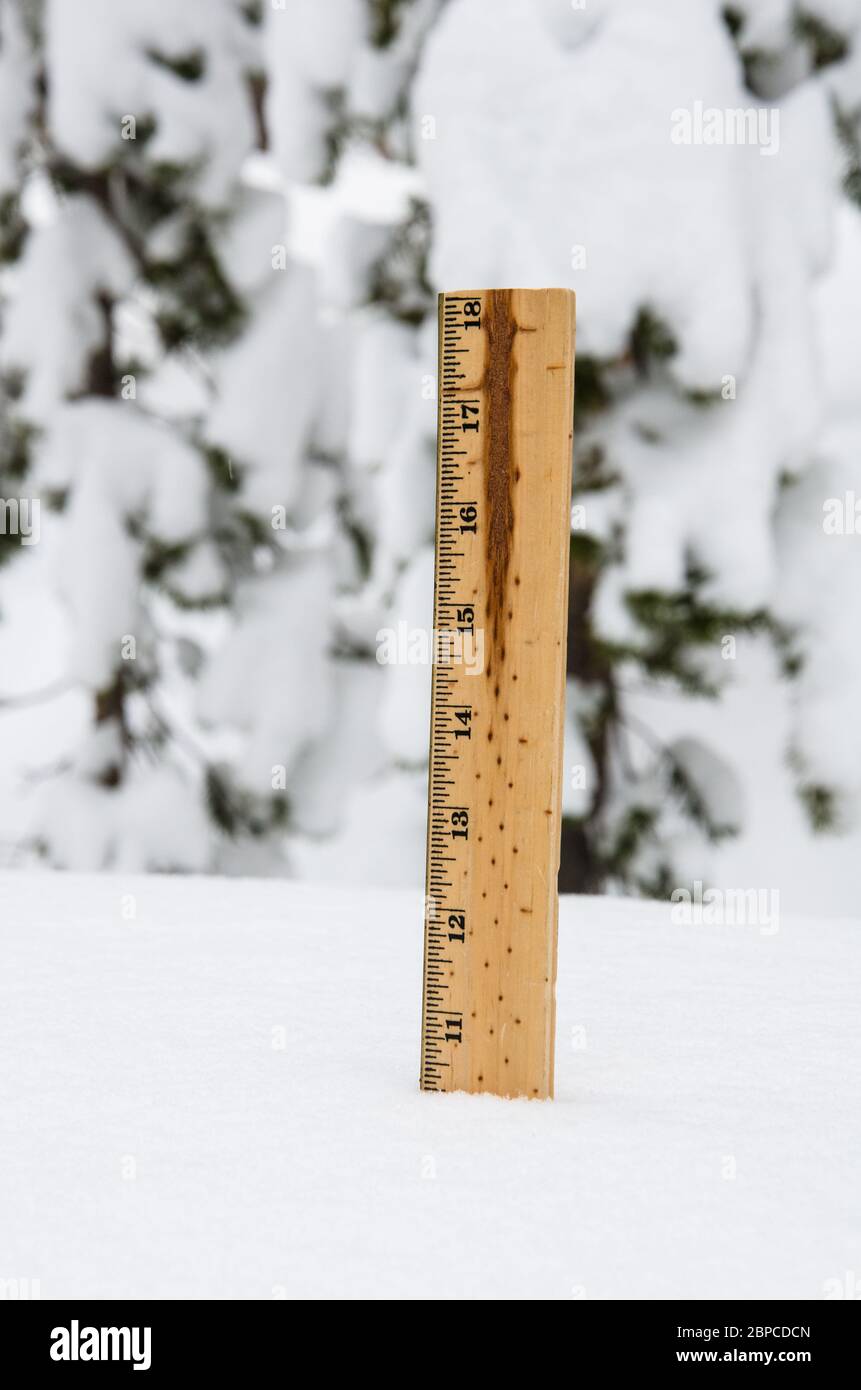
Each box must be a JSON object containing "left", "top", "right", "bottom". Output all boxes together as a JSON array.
[{"left": 0, "top": 871, "right": 857, "bottom": 1300}]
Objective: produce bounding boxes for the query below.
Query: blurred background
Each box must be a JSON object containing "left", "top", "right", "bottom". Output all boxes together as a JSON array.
[{"left": 0, "top": 0, "right": 860, "bottom": 914}]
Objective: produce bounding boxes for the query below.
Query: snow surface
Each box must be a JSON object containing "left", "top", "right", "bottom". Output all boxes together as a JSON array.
[{"left": 0, "top": 871, "right": 858, "bottom": 1300}]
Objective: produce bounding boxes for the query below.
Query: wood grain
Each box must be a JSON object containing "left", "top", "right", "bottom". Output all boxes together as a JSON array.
[{"left": 421, "top": 288, "right": 576, "bottom": 1099}]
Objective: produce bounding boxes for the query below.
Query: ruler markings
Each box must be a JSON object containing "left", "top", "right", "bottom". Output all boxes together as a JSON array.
[{"left": 420, "top": 287, "right": 575, "bottom": 1099}]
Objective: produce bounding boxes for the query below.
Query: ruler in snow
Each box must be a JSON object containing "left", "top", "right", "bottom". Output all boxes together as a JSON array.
[{"left": 421, "top": 288, "right": 576, "bottom": 1100}]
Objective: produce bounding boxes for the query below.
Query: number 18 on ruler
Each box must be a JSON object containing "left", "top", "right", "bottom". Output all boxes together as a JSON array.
[{"left": 421, "top": 288, "right": 576, "bottom": 1099}]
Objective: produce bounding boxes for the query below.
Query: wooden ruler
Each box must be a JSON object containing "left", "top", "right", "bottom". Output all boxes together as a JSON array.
[{"left": 421, "top": 288, "right": 576, "bottom": 1099}]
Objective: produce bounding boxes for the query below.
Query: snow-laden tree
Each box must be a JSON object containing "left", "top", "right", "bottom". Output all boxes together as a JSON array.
[
  {"left": 0, "top": 0, "right": 281, "bottom": 870},
  {"left": 726, "top": 0, "right": 861, "bottom": 837},
  {"left": 261, "top": 0, "right": 861, "bottom": 894},
  {"left": 0, "top": 0, "right": 37, "bottom": 570},
  {"left": 3, "top": 0, "right": 859, "bottom": 892},
  {"left": 0, "top": 0, "right": 442, "bottom": 877},
  {"left": 211, "top": 0, "right": 447, "bottom": 884}
]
